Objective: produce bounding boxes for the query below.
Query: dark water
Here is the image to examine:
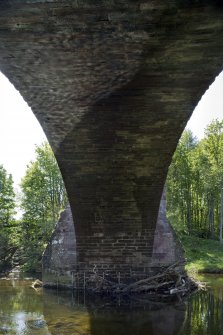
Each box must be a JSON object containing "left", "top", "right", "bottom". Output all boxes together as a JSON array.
[{"left": 0, "top": 275, "right": 222, "bottom": 335}]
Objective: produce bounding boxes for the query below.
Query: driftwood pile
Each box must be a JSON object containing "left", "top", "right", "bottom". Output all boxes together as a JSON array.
[{"left": 87, "top": 263, "right": 205, "bottom": 298}]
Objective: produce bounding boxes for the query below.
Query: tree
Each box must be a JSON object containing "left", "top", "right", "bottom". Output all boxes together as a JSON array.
[
  {"left": 203, "top": 120, "right": 223, "bottom": 241},
  {"left": 20, "top": 142, "right": 67, "bottom": 271},
  {"left": 0, "top": 166, "right": 15, "bottom": 225},
  {"left": 167, "top": 119, "right": 223, "bottom": 241},
  {"left": 166, "top": 130, "right": 198, "bottom": 234},
  {"left": 0, "top": 165, "right": 16, "bottom": 269}
]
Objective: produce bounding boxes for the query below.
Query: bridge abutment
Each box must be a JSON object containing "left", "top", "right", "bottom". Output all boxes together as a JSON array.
[{"left": 42, "top": 192, "right": 184, "bottom": 290}]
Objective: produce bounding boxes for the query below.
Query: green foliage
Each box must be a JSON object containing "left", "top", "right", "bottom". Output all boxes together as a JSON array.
[
  {"left": 0, "top": 166, "right": 15, "bottom": 226},
  {"left": 167, "top": 129, "right": 198, "bottom": 234},
  {"left": 0, "top": 165, "right": 16, "bottom": 270},
  {"left": 167, "top": 119, "right": 223, "bottom": 240},
  {"left": 181, "top": 234, "right": 223, "bottom": 273},
  {"left": 19, "top": 142, "right": 67, "bottom": 271}
]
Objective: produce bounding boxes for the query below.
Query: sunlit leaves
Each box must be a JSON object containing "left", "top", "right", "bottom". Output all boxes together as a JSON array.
[
  {"left": 167, "top": 119, "right": 223, "bottom": 240},
  {"left": 20, "top": 142, "right": 67, "bottom": 271}
]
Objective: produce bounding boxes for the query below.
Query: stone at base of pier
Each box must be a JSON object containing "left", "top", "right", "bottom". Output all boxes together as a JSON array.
[{"left": 42, "top": 194, "right": 185, "bottom": 291}]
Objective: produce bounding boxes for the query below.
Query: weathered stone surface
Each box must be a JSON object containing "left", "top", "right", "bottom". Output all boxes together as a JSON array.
[
  {"left": 152, "top": 190, "right": 185, "bottom": 267},
  {"left": 42, "top": 192, "right": 184, "bottom": 288},
  {"left": 42, "top": 205, "right": 76, "bottom": 288},
  {"left": 0, "top": 1, "right": 223, "bottom": 280}
]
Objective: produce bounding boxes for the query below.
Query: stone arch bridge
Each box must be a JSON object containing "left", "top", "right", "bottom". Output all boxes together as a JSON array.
[{"left": 0, "top": 0, "right": 223, "bottom": 286}]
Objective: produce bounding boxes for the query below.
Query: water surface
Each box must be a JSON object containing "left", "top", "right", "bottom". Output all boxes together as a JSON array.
[{"left": 0, "top": 275, "right": 222, "bottom": 335}]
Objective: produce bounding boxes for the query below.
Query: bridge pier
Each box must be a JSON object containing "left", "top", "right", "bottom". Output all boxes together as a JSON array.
[
  {"left": 42, "top": 192, "right": 184, "bottom": 290},
  {"left": 1, "top": 0, "right": 221, "bottom": 289}
]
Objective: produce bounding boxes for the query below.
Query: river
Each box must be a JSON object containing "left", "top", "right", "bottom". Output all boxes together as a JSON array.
[{"left": 0, "top": 274, "right": 222, "bottom": 335}]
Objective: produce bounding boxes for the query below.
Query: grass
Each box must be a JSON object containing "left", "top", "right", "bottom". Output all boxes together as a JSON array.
[{"left": 180, "top": 234, "right": 223, "bottom": 274}]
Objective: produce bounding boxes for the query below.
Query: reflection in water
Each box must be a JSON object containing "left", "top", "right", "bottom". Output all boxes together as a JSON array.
[
  {"left": 43, "top": 290, "right": 185, "bottom": 335},
  {"left": 0, "top": 275, "right": 223, "bottom": 334},
  {"left": 0, "top": 279, "right": 49, "bottom": 334},
  {"left": 181, "top": 275, "right": 223, "bottom": 335}
]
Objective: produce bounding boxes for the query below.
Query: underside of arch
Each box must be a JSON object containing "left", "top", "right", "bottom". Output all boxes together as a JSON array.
[{"left": 0, "top": 0, "right": 223, "bottom": 283}]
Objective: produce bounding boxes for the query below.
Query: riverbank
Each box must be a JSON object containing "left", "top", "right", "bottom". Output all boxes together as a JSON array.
[{"left": 180, "top": 235, "right": 223, "bottom": 274}]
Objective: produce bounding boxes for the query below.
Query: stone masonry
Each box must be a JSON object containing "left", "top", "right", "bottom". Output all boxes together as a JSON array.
[
  {"left": 42, "top": 192, "right": 184, "bottom": 288},
  {"left": 42, "top": 205, "right": 77, "bottom": 288},
  {"left": 0, "top": 1, "right": 223, "bottom": 282}
]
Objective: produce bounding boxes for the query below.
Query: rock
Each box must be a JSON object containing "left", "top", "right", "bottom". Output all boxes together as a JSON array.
[
  {"left": 0, "top": 326, "right": 11, "bottom": 333},
  {"left": 26, "top": 319, "right": 46, "bottom": 329},
  {"left": 31, "top": 279, "right": 43, "bottom": 288}
]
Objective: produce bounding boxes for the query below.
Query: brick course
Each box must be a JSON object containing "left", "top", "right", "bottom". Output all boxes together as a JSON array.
[
  {"left": 0, "top": 1, "right": 222, "bottom": 288},
  {"left": 42, "top": 192, "right": 185, "bottom": 289}
]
